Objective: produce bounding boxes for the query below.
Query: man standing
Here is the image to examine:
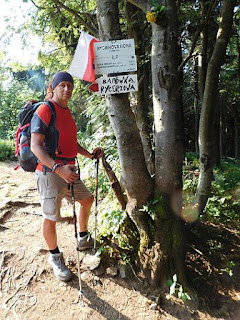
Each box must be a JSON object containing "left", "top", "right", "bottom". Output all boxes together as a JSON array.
[{"left": 31, "top": 71, "right": 103, "bottom": 281}]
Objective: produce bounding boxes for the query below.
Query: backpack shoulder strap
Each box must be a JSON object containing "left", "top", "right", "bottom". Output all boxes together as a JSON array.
[{"left": 41, "top": 100, "right": 58, "bottom": 154}]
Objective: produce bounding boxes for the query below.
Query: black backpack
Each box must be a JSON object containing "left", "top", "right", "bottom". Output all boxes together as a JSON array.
[{"left": 15, "top": 100, "right": 56, "bottom": 172}]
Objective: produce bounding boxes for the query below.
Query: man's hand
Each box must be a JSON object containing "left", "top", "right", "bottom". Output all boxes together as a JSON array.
[
  {"left": 92, "top": 147, "right": 104, "bottom": 160},
  {"left": 55, "top": 165, "right": 79, "bottom": 183}
]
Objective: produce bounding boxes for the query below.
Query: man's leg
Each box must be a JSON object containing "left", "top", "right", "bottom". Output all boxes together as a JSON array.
[
  {"left": 78, "top": 195, "right": 94, "bottom": 232},
  {"left": 36, "top": 170, "right": 72, "bottom": 281},
  {"left": 41, "top": 218, "right": 72, "bottom": 281},
  {"left": 42, "top": 218, "right": 57, "bottom": 250},
  {"left": 77, "top": 195, "right": 95, "bottom": 250},
  {"left": 66, "top": 179, "right": 94, "bottom": 250}
]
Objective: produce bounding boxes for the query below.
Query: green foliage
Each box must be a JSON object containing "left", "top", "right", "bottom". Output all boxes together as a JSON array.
[
  {"left": 77, "top": 90, "right": 118, "bottom": 167},
  {"left": 27, "top": 0, "right": 98, "bottom": 72},
  {"left": 0, "top": 139, "right": 15, "bottom": 161},
  {"left": 0, "top": 70, "right": 44, "bottom": 139},
  {"left": 166, "top": 274, "right": 191, "bottom": 302},
  {"left": 151, "top": 1, "right": 166, "bottom": 18},
  {"left": 99, "top": 198, "right": 127, "bottom": 237},
  {"left": 78, "top": 154, "right": 127, "bottom": 243},
  {"left": 182, "top": 152, "right": 199, "bottom": 204},
  {"left": 139, "top": 198, "right": 159, "bottom": 220},
  {"left": 183, "top": 154, "right": 240, "bottom": 226},
  {"left": 205, "top": 159, "right": 240, "bottom": 224},
  {"left": 220, "top": 260, "right": 235, "bottom": 277}
]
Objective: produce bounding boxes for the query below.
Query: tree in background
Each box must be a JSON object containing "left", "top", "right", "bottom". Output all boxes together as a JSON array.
[{"left": 197, "top": 0, "right": 237, "bottom": 214}]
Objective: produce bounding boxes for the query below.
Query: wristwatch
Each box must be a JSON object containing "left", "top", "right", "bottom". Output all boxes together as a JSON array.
[{"left": 51, "top": 163, "right": 61, "bottom": 172}]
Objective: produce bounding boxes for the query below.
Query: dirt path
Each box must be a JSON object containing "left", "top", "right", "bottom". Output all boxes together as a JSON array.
[{"left": 0, "top": 161, "right": 239, "bottom": 320}]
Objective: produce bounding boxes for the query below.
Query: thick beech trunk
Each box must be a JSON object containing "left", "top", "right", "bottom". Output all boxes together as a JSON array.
[
  {"left": 151, "top": 4, "right": 183, "bottom": 208},
  {"left": 148, "top": 0, "right": 185, "bottom": 285}
]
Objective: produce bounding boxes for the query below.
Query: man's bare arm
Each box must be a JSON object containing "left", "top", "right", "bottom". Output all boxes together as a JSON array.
[{"left": 31, "top": 132, "right": 79, "bottom": 183}]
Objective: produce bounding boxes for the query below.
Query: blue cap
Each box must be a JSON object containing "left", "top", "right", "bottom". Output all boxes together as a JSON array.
[{"left": 52, "top": 71, "right": 74, "bottom": 89}]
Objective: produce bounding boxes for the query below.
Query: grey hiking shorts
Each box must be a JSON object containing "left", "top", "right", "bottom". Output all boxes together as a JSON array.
[{"left": 35, "top": 170, "right": 92, "bottom": 222}]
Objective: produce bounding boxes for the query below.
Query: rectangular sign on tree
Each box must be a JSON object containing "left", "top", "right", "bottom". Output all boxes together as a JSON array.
[
  {"left": 93, "top": 38, "right": 138, "bottom": 94},
  {"left": 94, "top": 39, "right": 135, "bottom": 58},
  {"left": 93, "top": 39, "right": 137, "bottom": 75},
  {"left": 96, "top": 74, "right": 138, "bottom": 95}
]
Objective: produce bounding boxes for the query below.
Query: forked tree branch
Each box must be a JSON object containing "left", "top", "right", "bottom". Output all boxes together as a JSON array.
[
  {"left": 178, "top": 0, "right": 219, "bottom": 71},
  {"left": 51, "top": 0, "right": 98, "bottom": 37}
]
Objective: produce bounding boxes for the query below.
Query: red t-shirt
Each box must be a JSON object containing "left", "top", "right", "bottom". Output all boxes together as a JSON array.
[{"left": 31, "top": 99, "right": 77, "bottom": 170}]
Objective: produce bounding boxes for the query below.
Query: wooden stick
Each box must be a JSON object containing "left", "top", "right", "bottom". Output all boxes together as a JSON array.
[{"left": 101, "top": 155, "right": 127, "bottom": 210}]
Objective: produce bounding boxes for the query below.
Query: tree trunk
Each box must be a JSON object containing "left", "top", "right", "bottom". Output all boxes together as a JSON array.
[
  {"left": 194, "top": 57, "right": 200, "bottom": 155},
  {"left": 152, "top": 2, "right": 184, "bottom": 211},
  {"left": 146, "top": 0, "right": 185, "bottom": 285},
  {"left": 125, "top": 3, "right": 155, "bottom": 176},
  {"left": 96, "top": 0, "right": 154, "bottom": 252},
  {"left": 197, "top": 0, "right": 237, "bottom": 214},
  {"left": 212, "top": 94, "right": 221, "bottom": 165},
  {"left": 234, "top": 19, "right": 240, "bottom": 159}
]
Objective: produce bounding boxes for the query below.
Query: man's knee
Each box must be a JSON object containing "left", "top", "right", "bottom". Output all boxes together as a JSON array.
[
  {"left": 80, "top": 195, "right": 94, "bottom": 207},
  {"left": 43, "top": 218, "right": 56, "bottom": 228}
]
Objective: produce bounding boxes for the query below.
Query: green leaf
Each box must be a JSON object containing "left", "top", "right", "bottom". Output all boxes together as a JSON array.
[
  {"left": 166, "top": 279, "right": 173, "bottom": 287},
  {"left": 182, "top": 293, "right": 191, "bottom": 301}
]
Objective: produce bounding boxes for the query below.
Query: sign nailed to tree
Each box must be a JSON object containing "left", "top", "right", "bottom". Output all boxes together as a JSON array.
[
  {"left": 94, "top": 39, "right": 135, "bottom": 58},
  {"left": 94, "top": 39, "right": 137, "bottom": 74},
  {"left": 93, "top": 38, "right": 138, "bottom": 94},
  {"left": 96, "top": 74, "right": 138, "bottom": 95}
]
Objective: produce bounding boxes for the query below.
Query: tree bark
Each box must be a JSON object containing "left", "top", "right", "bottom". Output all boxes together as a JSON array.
[
  {"left": 197, "top": 0, "right": 237, "bottom": 214},
  {"left": 152, "top": 2, "right": 184, "bottom": 211},
  {"left": 194, "top": 57, "right": 200, "bottom": 155},
  {"left": 96, "top": 0, "right": 154, "bottom": 250},
  {"left": 125, "top": 0, "right": 187, "bottom": 286},
  {"left": 125, "top": 3, "right": 155, "bottom": 176}
]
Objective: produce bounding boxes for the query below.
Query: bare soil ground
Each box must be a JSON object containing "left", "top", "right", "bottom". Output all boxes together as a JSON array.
[{"left": 0, "top": 161, "right": 240, "bottom": 320}]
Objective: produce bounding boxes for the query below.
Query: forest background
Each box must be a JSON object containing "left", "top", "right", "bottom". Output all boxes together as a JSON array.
[{"left": 0, "top": 0, "right": 240, "bottom": 313}]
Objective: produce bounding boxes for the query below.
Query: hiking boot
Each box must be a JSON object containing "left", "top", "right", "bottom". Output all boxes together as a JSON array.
[
  {"left": 48, "top": 252, "right": 72, "bottom": 282},
  {"left": 78, "top": 233, "right": 94, "bottom": 251}
]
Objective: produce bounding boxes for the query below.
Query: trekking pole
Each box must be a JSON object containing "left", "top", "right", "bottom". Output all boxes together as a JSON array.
[
  {"left": 70, "top": 183, "right": 83, "bottom": 303},
  {"left": 94, "top": 159, "right": 99, "bottom": 253}
]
